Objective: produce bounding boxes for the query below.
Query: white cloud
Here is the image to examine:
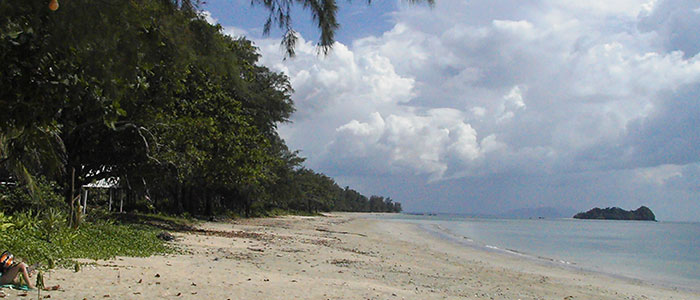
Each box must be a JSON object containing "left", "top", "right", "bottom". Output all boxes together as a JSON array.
[
  {"left": 257, "top": 39, "right": 414, "bottom": 120},
  {"left": 330, "top": 109, "right": 491, "bottom": 180},
  {"left": 471, "top": 106, "right": 486, "bottom": 117},
  {"left": 201, "top": 10, "right": 248, "bottom": 37},
  {"left": 641, "top": 0, "right": 659, "bottom": 15},
  {"left": 497, "top": 85, "right": 526, "bottom": 122},
  {"left": 201, "top": 10, "right": 218, "bottom": 25},
  {"left": 638, "top": 0, "right": 700, "bottom": 57},
  {"left": 269, "top": 0, "right": 698, "bottom": 176},
  {"left": 492, "top": 20, "right": 536, "bottom": 39},
  {"left": 221, "top": 26, "right": 248, "bottom": 37},
  {"left": 545, "top": 0, "right": 652, "bottom": 17},
  {"left": 636, "top": 164, "right": 683, "bottom": 185},
  {"left": 247, "top": 0, "right": 700, "bottom": 217}
]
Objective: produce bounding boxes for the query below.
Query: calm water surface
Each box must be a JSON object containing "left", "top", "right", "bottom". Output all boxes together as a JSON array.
[{"left": 373, "top": 214, "right": 700, "bottom": 290}]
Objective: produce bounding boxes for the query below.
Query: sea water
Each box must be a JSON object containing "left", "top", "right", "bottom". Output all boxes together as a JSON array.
[{"left": 373, "top": 214, "right": 700, "bottom": 291}]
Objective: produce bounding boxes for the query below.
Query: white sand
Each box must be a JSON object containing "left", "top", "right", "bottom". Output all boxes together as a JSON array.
[{"left": 12, "top": 213, "right": 698, "bottom": 299}]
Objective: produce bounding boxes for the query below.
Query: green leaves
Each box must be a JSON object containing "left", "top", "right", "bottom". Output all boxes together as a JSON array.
[
  {"left": 0, "top": 0, "right": 399, "bottom": 218},
  {"left": 0, "top": 212, "right": 14, "bottom": 231},
  {"left": 0, "top": 211, "right": 173, "bottom": 268},
  {"left": 39, "top": 208, "right": 65, "bottom": 243}
]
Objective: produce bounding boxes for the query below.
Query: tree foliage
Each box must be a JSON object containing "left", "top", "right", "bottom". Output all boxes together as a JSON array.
[
  {"left": 573, "top": 206, "right": 656, "bottom": 221},
  {"left": 0, "top": 0, "right": 400, "bottom": 218},
  {"left": 174, "top": 0, "right": 435, "bottom": 57},
  {"left": 251, "top": 0, "right": 435, "bottom": 57}
]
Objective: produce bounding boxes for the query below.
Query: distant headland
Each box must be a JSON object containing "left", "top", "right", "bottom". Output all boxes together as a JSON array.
[{"left": 573, "top": 206, "right": 656, "bottom": 221}]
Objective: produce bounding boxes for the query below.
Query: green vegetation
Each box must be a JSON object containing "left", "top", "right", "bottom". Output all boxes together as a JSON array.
[
  {"left": 0, "top": 218, "right": 173, "bottom": 267},
  {"left": 0, "top": 0, "right": 413, "bottom": 273},
  {"left": 0, "top": 0, "right": 407, "bottom": 268},
  {"left": 573, "top": 206, "right": 656, "bottom": 221},
  {"left": 1, "top": 0, "right": 401, "bottom": 218},
  {"left": 0, "top": 180, "right": 174, "bottom": 268}
]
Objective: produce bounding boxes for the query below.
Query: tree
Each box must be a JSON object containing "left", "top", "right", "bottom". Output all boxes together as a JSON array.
[
  {"left": 173, "top": 0, "right": 435, "bottom": 57},
  {"left": 1, "top": 0, "right": 405, "bottom": 218}
]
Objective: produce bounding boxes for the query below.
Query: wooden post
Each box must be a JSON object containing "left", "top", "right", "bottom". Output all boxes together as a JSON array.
[
  {"left": 69, "top": 168, "right": 75, "bottom": 228},
  {"left": 108, "top": 189, "right": 113, "bottom": 211},
  {"left": 83, "top": 189, "right": 88, "bottom": 214},
  {"left": 119, "top": 190, "right": 123, "bottom": 213}
]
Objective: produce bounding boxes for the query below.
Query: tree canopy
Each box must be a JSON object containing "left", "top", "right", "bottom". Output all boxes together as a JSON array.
[{"left": 0, "top": 0, "right": 402, "bottom": 218}]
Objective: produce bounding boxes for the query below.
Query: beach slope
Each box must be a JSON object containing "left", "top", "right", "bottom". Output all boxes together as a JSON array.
[{"left": 25, "top": 213, "right": 698, "bottom": 299}]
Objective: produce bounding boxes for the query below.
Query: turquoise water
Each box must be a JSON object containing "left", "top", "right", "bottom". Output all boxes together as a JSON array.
[{"left": 374, "top": 214, "right": 700, "bottom": 290}]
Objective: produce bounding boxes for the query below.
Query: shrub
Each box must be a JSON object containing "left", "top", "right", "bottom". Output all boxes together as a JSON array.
[
  {"left": 0, "top": 210, "right": 173, "bottom": 269},
  {"left": 0, "top": 177, "right": 66, "bottom": 214}
]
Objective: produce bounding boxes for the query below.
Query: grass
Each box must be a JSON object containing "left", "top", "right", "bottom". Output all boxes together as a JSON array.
[
  {"left": 0, "top": 212, "right": 176, "bottom": 269},
  {"left": 0, "top": 207, "right": 321, "bottom": 270},
  {"left": 0, "top": 202, "right": 320, "bottom": 272},
  {"left": 1, "top": 182, "right": 176, "bottom": 268},
  {"left": 0, "top": 181, "right": 326, "bottom": 271}
]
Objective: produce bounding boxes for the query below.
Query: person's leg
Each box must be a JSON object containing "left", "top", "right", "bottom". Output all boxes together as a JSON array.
[
  {"left": 16, "top": 263, "right": 34, "bottom": 289},
  {"left": 0, "top": 263, "right": 34, "bottom": 289}
]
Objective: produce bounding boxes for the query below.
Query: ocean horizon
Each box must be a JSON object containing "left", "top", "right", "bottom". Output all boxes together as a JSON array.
[{"left": 372, "top": 213, "right": 700, "bottom": 292}]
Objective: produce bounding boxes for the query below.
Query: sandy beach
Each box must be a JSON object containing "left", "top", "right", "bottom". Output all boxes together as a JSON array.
[{"left": 16, "top": 213, "right": 699, "bottom": 299}]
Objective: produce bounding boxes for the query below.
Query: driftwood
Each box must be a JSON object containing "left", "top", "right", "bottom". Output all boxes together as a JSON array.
[{"left": 315, "top": 228, "right": 367, "bottom": 237}]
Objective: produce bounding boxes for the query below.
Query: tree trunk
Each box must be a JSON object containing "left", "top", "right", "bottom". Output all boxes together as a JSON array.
[
  {"left": 68, "top": 167, "right": 76, "bottom": 228},
  {"left": 186, "top": 186, "right": 194, "bottom": 215},
  {"left": 204, "top": 189, "right": 212, "bottom": 216},
  {"left": 175, "top": 182, "right": 184, "bottom": 214},
  {"left": 244, "top": 196, "right": 251, "bottom": 218}
]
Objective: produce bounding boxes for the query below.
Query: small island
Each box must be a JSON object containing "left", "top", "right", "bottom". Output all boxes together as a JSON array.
[{"left": 573, "top": 206, "right": 656, "bottom": 221}]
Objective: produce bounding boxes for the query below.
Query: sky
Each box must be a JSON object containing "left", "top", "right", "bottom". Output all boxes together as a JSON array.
[{"left": 203, "top": 0, "right": 700, "bottom": 221}]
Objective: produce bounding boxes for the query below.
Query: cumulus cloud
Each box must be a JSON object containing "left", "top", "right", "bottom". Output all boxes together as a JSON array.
[
  {"left": 329, "top": 109, "right": 487, "bottom": 180},
  {"left": 258, "top": 39, "right": 414, "bottom": 119},
  {"left": 240, "top": 0, "right": 700, "bottom": 219},
  {"left": 497, "top": 85, "right": 526, "bottom": 122},
  {"left": 202, "top": 10, "right": 248, "bottom": 37},
  {"left": 638, "top": 0, "right": 700, "bottom": 57},
  {"left": 259, "top": 0, "right": 700, "bottom": 179}
]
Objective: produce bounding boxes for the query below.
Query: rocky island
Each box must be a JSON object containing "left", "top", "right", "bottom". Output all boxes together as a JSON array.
[{"left": 573, "top": 206, "right": 656, "bottom": 221}]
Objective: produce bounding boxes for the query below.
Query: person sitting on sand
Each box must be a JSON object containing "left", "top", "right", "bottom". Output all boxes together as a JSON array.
[
  {"left": 0, "top": 262, "right": 34, "bottom": 289},
  {"left": 0, "top": 253, "right": 34, "bottom": 289}
]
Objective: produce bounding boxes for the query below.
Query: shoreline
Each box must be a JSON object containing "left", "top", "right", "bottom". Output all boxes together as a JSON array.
[
  {"left": 410, "top": 217, "right": 700, "bottom": 294},
  {"left": 363, "top": 213, "right": 699, "bottom": 299},
  {"left": 11, "top": 213, "right": 698, "bottom": 299}
]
